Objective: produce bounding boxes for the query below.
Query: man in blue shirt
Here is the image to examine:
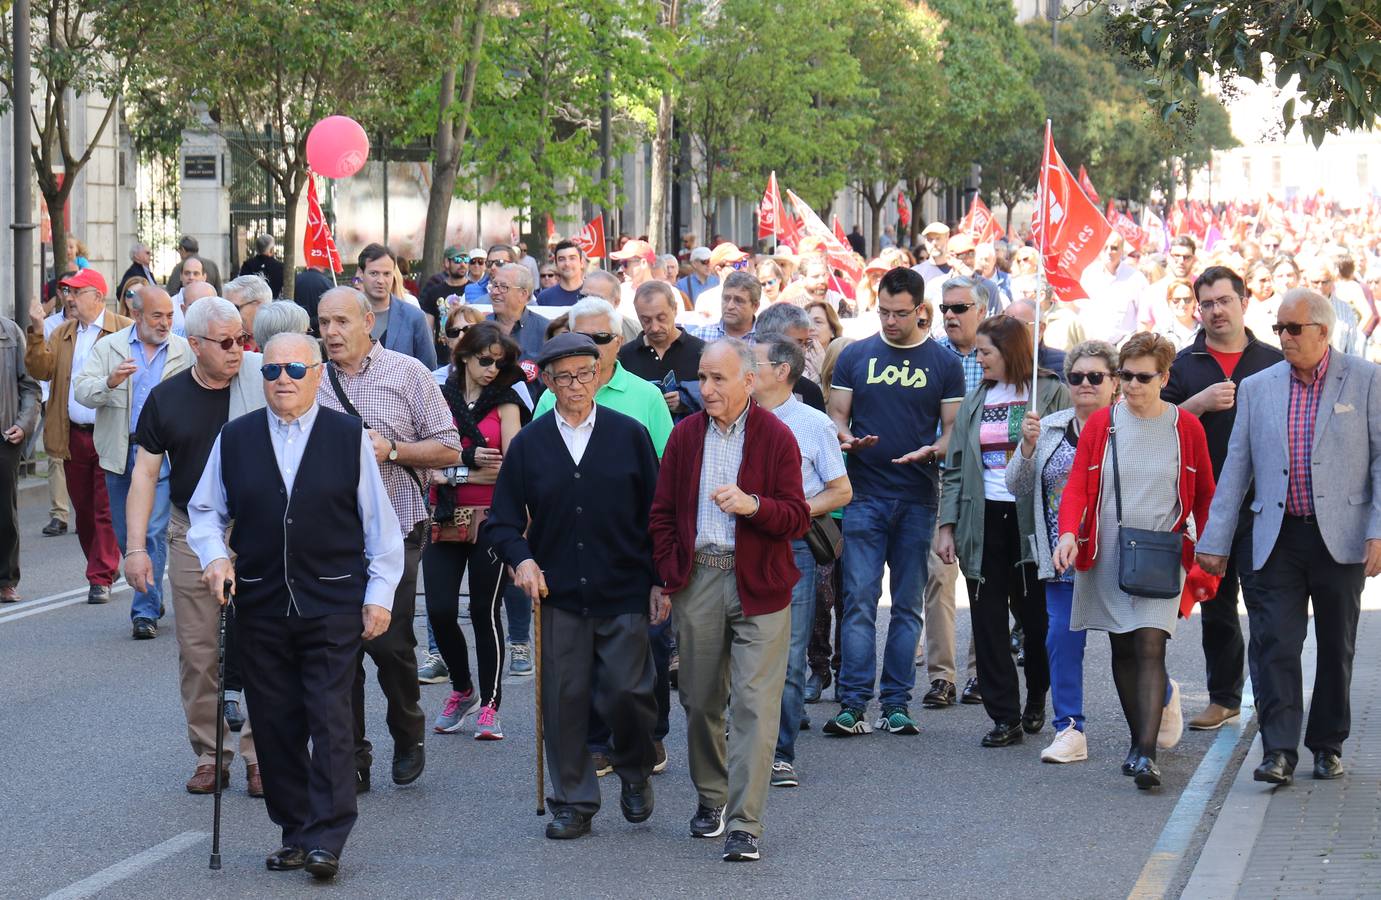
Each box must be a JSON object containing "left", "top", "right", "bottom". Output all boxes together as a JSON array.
[
  {"left": 676, "top": 246, "right": 719, "bottom": 308},
  {"left": 535, "top": 240, "right": 586, "bottom": 307},
  {"left": 486, "top": 263, "right": 551, "bottom": 371},
  {"left": 825, "top": 267, "right": 964, "bottom": 736},
  {"left": 462, "top": 247, "right": 490, "bottom": 302}
]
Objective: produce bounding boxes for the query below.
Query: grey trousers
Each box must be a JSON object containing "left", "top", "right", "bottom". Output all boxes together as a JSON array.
[
  {"left": 540, "top": 605, "right": 656, "bottom": 816},
  {"left": 675, "top": 563, "right": 789, "bottom": 839}
]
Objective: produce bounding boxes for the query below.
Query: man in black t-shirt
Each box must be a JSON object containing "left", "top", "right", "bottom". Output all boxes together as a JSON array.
[
  {"left": 123, "top": 297, "right": 268, "bottom": 796},
  {"left": 619, "top": 282, "right": 705, "bottom": 421}
]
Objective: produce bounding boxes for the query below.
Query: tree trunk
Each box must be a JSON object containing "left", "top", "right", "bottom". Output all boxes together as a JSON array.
[
  {"left": 45, "top": 187, "right": 70, "bottom": 283},
  {"left": 278, "top": 168, "right": 308, "bottom": 298},
  {"left": 648, "top": 81, "right": 676, "bottom": 253}
]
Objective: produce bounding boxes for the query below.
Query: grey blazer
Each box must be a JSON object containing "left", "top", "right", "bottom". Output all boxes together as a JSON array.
[
  {"left": 1005, "top": 407, "right": 1078, "bottom": 581},
  {"left": 1199, "top": 351, "right": 1381, "bottom": 569}
]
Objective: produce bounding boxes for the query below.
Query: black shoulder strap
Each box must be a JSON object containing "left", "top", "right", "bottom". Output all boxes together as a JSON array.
[
  {"left": 1109, "top": 406, "right": 1123, "bottom": 527},
  {"left": 327, "top": 363, "right": 428, "bottom": 502}
]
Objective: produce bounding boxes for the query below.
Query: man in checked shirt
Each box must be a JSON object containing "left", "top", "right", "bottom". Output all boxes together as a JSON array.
[{"left": 316, "top": 287, "right": 461, "bottom": 791}]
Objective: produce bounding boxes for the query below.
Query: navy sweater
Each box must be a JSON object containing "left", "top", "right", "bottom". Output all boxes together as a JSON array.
[{"left": 483, "top": 405, "right": 659, "bottom": 617}]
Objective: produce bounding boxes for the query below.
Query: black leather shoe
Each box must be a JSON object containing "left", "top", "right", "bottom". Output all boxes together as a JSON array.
[
  {"left": 620, "top": 779, "right": 654, "bottom": 823},
  {"left": 265, "top": 846, "right": 306, "bottom": 871},
  {"left": 960, "top": 677, "right": 983, "bottom": 705},
  {"left": 1022, "top": 710, "right": 1045, "bottom": 734},
  {"left": 922, "top": 679, "right": 956, "bottom": 709},
  {"left": 545, "top": 807, "right": 592, "bottom": 839},
  {"left": 224, "top": 698, "right": 245, "bottom": 733},
  {"left": 1313, "top": 750, "right": 1344, "bottom": 780},
  {"left": 304, "top": 849, "right": 340, "bottom": 880},
  {"left": 1254, "top": 751, "right": 1295, "bottom": 786},
  {"left": 981, "top": 721, "right": 1023, "bottom": 747},
  {"left": 1133, "top": 756, "right": 1162, "bottom": 790},
  {"left": 1121, "top": 746, "right": 1138, "bottom": 776},
  {"left": 392, "top": 743, "right": 425, "bottom": 785},
  {"left": 41, "top": 517, "right": 66, "bottom": 537},
  {"left": 803, "top": 672, "right": 825, "bottom": 704},
  {"left": 131, "top": 617, "right": 157, "bottom": 640},
  {"left": 356, "top": 769, "right": 370, "bottom": 794}
]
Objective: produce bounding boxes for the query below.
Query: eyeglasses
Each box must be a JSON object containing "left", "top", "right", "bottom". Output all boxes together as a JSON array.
[
  {"left": 584, "top": 331, "right": 616, "bottom": 345},
  {"left": 540, "top": 272, "right": 558, "bottom": 279},
  {"left": 469, "top": 258, "right": 487, "bottom": 266},
  {"left": 486, "top": 259, "right": 505, "bottom": 268},
  {"left": 194, "top": 333, "right": 250, "bottom": 351},
  {"left": 1198, "top": 298, "right": 1238, "bottom": 311},
  {"left": 444, "top": 324, "right": 469, "bottom": 339},
  {"left": 729, "top": 259, "right": 750, "bottom": 271},
  {"left": 1116, "top": 370, "right": 1161, "bottom": 384},
  {"left": 939, "top": 303, "right": 975, "bottom": 315},
  {"left": 1068, "top": 371, "right": 1109, "bottom": 386},
  {"left": 487, "top": 283, "right": 512, "bottom": 294},
  {"left": 761, "top": 278, "right": 780, "bottom": 287},
  {"left": 1272, "top": 322, "right": 1326, "bottom": 336},
  {"left": 469, "top": 355, "right": 503, "bottom": 369},
  {"left": 549, "top": 367, "right": 598, "bottom": 387},
  {"left": 878, "top": 306, "right": 920, "bottom": 321},
  {"left": 58, "top": 286, "right": 97, "bottom": 297},
  {"left": 1170, "top": 294, "right": 1196, "bottom": 305},
  {"left": 447, "top": 255, "right": 466, "bottom": 264},
  {"left": 261, "top": 362, "right": 321, "bottom": 380},
  {"left": 916, "top": 318, "right": 931, "bottom": 330}
]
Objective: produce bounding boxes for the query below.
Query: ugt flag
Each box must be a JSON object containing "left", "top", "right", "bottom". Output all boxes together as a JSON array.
[
  {"left": 572, "top": 215, "right": 606, "bottom": 259},
  {"left": 1031, "top": 122, "right": 1111, "bottom": 303},
  {"left": 302, "top": 175, "right": 343, "bottom": 273},
  {"left": 757, "top": 171, "right": 784, "bottom": 241}
]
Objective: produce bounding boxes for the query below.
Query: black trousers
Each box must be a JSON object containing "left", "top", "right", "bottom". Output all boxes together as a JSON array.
[
  {"left": 354, "top": 524, "right": 426, "bottom": 770},
  {"left": 587, "top": 619, "right": 672, "bottom": 750},
  {"left": 542, "top": 606, "right": 656, "bottom": 816},
  {"left": 1201, "top": 515, "right": 1253, "bottom": 708},
  {"left": 967, "top": 500, "right": 1048, "bottom": 725},
  {"left": 237, "top": 611, "right": 361, "bottom": 856},
  {"left": 422, "top": 533, "right": 508, "bottom": 706},
  {"left": 1245, "top": 516, "right": 1364, "bottom": 768},
  {"left": 0, "top": 441, "right": 21, "bottom": 586}
]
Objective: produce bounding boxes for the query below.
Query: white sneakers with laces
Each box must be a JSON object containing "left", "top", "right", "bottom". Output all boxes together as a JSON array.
[{"left": 1040, "top": 723, "right": 1089, "bottom": 763}]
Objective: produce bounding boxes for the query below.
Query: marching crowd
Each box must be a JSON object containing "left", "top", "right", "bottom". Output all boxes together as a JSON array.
[{"left": 4, "top": 199, "right": 1381, "bottom": 878}]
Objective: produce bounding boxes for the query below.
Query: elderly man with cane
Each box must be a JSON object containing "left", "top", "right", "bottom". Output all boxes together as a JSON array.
[
  {"left": 187, "top": 332, "right": 403, "bottom": 880},
  {"left": 485, "top": 332, "right": 662, "bottom": 840}
]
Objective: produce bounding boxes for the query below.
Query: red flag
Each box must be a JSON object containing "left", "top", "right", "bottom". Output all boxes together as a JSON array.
[
  {"left": 1108, "top": 207, "right": 1148, "bottom": 252},
  {"left": 897, "top": 191, "right": 911, "bottom": 228},
  {"left": 1077, "top": 165, "right": 1101, "bottom": 206},
  {"left": 1170, "top": 201, "right": 1187, "bottom": 236},
  {"left": 1031, "top": 122, "right": 1112, "bottom": 303},
  {"left": 302, "top": 175, "right": 342, "bottom": 274},
  {"left": 959, "top": 196, "right": 1001, "bottom": 244},
  {"left": 546, "top": 214, "right": 556, "bottom": 240},
  {"left": 757, "top": 171, "right": 784, "bottom": 241},
  {"left": 832, "top": 215, "right": 848, "bottom": 246},
  {"left": 1185, "top": 201, "right": 1206, "bottom": 239},
  {"left": 785, "top": 189, "right": 863, "bottom": 285},
  {"left": 572, "top": 215, "right": 606, "bottom": 259}
]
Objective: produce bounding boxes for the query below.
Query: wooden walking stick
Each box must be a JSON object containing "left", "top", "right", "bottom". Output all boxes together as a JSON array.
[
  {"left": 210, "top": 579, "right": 231, "bottom": 870},
  {"left": 534, "top": 578, "right": 547, "bottom": 816}
]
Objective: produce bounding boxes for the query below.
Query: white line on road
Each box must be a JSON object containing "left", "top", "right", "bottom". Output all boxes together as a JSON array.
[
  {"left": 41, "top": 830, "right": 207, "bottom": 900},
  {"left": 0, "top": 581, "right": 130, "bottom": 625}
]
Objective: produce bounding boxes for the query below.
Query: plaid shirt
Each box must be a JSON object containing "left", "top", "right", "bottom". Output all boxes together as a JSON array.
[
  {"left": 1285, "top": 348, "right": 1330, "bottom": 517},
  {"left": 688, "top": 321, "right": 756, "bottom": 344},
  {"left": 936, "top": 334, "right": 983, "bottom": 394},
  {"left": 318, "top": 342, "right": 461, "bottom": 534},
  {"left": 695, "top": 403, "right": 750, "bottom": 552}
]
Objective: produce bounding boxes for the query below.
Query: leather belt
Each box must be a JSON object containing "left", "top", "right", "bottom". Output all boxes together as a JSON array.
[
  {"left": 1284, "top": 512, "right": 1317, "bottom": 525},
  {"left": 70, "top": 423, "right": 94, "bottom": 432},
  {"left": 693, "top": 551, "right": 735, "bottom": 570}
]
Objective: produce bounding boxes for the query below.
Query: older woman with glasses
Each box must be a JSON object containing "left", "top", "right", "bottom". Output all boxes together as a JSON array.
[
  {"left": 1052, "top": 333, "right": 1215, "bottom": 789},
  {"left": 1164, "top": 278, "right": 1201, "bottom": 350},
  {"left": 757, "top": 259, "right": 787, "bottom": 304},
  {"left": 936, "top": 315, "right": 1071, "bottom": 749}
]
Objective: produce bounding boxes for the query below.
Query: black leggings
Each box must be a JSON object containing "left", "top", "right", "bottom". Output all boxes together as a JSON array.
[
  {"left": 967, "top": 499, "right": 1048, "bottom": 725},
  {"left": 422, "top": 535, "right": 509, "bottom": 708},
  {"left": 1110, "top": 628, "right": 1168, "bottom": 758}
]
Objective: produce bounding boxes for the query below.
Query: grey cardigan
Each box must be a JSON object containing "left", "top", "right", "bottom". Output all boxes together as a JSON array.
[{"left": 1004, "top": 407, "right": 1078, "bottom": 582}]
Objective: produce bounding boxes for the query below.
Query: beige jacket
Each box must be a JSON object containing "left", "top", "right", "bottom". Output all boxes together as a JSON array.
[
  {"left": 73, "top": 328, "right": 192, "bottom": 474},
  {"left": 26, "top": 311, "right": 131, "bottom": 460}
]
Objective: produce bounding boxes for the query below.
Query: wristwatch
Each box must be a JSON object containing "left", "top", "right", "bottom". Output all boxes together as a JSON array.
[
  {"left": 388, "top": 439, "right": 398, "bottom": 462},
  {"left": 449, "top": 465, "right": 470, "bottom": 486}
]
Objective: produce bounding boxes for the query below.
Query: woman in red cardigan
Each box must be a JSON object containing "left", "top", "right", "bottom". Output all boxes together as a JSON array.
[{"left": 1052, "top": 333, "right": 1215, "bottom": 791}]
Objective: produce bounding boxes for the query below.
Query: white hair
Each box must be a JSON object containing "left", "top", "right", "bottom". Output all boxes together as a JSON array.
[
  {"left": 129, "top": 242, "right": 149, "bottom": 261},
  {"left": 707, "top": 337, "right": 758, "bottom": 375},
  {"left": 223, "top": 274, "right": 273, "bottom": 307},
  {"left": 263, "top": 331, "right": 321, "bottom": 363},
  {"left": 184, "top": 296, "right": 241, "bottom": 338},
  {"left": 569, "top": 296, "right": 621, "bottom": 333},
  {"left": 1284, "top": 287, "right": 1336, "bottom": 334},
  {"left": 500, "top": 262, "right": 533, "bottom": 295},
  {"left": 253, "top": 300, "right": 310, "bottom": 348},
  {"left": 320, "top": 286, "right": 370, "bottom": 319}
]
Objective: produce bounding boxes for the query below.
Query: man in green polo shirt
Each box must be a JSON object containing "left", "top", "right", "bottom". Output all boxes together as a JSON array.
[{"left": 534, "top": 297, "right": 673, "bottom": 456}]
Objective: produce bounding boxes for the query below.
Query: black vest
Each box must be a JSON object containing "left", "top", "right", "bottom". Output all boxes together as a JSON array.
[{"left": 221, "top": 406, "right": 368, "bottom": 617}]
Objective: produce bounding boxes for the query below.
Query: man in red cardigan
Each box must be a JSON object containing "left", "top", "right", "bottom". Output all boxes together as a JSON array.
[{"left": 650, "top": 338, "right": 811, "bottom": 863}]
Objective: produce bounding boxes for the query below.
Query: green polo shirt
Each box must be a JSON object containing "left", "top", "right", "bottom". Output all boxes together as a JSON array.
[{"left": 534, "top": 361, "right": 673, "bottom": 456}]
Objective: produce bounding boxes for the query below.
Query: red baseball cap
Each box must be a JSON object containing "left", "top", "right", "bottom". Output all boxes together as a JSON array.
[
  {"left": 610, "top": 239, "right": 656, "bottom": 267},
  {"left": 58, "top": 268, "right": 108, "bottom": 296}
]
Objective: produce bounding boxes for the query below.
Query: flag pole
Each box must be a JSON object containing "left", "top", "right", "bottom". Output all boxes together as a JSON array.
[{"left": 1033, "top": 120, "right": 1052, "bottom": 413}]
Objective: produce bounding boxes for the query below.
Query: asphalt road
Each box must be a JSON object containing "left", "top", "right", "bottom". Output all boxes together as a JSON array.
[{"left": 0, "top": 479, "right": 1235, "bottom": 899}]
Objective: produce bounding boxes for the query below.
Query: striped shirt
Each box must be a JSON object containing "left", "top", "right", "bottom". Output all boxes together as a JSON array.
[
  {"left": 695, "top": 403, "right": 750, "bottom": 552},
  {"left": 1285, "top": 348, "right": 1330, "bottom": 517},
  {"left": 318, "top": 342, "right": 461, "bottom": 534}
]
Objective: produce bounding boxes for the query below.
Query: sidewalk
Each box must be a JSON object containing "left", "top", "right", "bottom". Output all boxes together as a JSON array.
[{"left": 1183, "top": 605, "right": 1381, "bottom": 898}]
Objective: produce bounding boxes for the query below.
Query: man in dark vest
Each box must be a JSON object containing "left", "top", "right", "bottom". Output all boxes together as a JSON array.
[{"left": 187, "top": 332, "right": 403, "bottom": 880}]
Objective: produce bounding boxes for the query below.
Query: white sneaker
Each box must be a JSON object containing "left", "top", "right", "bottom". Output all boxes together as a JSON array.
[
  {"left": 1040, "top": 724, "right": 1088, "bottom": 763},
  {"left": 1158, "top": 678, "right": 1184, "bottom": 750}
]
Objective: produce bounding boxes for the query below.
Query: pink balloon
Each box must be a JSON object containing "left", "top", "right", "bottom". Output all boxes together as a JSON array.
[{"left": 306, "top": 116, "right": 370, "bottom": 179}]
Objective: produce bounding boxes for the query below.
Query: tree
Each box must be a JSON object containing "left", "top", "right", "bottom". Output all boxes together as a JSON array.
[
  {"left": 646, "top": 0, "right": 683, "bottom": 253},
  {"left": 1105, "top": 0, "right": 1380, "bottom": 146}
]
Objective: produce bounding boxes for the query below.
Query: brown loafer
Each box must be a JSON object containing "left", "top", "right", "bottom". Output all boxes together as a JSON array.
[
  {"left": 246, "top": 763, "right": 264, "bottom": 798},
  {"left": 186, "top": 763, "right": 230, "bottom": 794},
  {"left": 1188, "top": 703, "right": 1241, "bottom": 731},
  {"left": 0, "top": 586, "right": 18, "bottom": 603}
]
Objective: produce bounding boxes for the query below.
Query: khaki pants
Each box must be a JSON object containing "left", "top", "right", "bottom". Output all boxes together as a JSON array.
[
  {"left": 47, "top": 457, "right": 68, "bottom": 522},
  {"left": 168, "top": 508, "right": 255, "bottom": 768},
  {"left": 674, "top": 563, "right": 789, "bottom": 838},
  {"left": 921, "top": 523, "right": 977, "bottom": 684}
]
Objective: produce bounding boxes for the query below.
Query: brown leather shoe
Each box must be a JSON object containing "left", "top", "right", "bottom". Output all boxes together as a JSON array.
[
  {"left": 1188, "top": 703, "right": 1241, "bottom": 731},
  {"left": 186, "top": 764, "right": 231, "bottom": 794},
  {"left": 0, "top": 586, "right": 18, "bottom": 603},
  {"left": 246, "top": 764, "right": 264, "bottom": 798}
]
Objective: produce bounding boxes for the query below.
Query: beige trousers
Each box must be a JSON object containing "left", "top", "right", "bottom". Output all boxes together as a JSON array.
[{"left": 922, "top": 521, "right": 977, "bottom": 683}]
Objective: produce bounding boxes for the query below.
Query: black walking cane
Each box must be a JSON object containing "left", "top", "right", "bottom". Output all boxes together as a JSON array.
[
  {"left": 210, "top": 579, "right": 231, "bottom": 870},
  {"left": 534, "top": 587, "right": 545, "bottom": 816}
]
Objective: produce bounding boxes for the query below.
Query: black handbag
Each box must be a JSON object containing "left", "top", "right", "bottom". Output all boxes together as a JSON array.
[
  {"left": 1109, "top": 411, "right": 1183, "bottom": 599},
  {"left": 804, "top": 514, "right": 843, "bottom": 566}
]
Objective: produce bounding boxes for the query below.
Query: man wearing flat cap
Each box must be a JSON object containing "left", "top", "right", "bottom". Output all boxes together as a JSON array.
[{"left": 485, "top": 332, "right": 663, "bottom": 840}]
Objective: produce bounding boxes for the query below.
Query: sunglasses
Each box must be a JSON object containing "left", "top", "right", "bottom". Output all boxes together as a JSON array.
[
  {"left": 1272, "top": 322, "right": 1325, "bottom": 336},
  {"left": 585, "top": 331, "right": 616, "bottom": 345},
  {"left": 445, "top": 324, "right": 470, "bottom": 338},
  {"left": 1068, "top": 371, "right": 1109, "bottom": 386},
  {"left": 261, "top": 362, "right": 321, "bottom": 380},
  {"left": 448, "top": 255, "right": 466, "bottom": 264},
  {"left": 470, "top": 258, "right": 487, "bottom": 266},
  {"left": 486, "top": 259, "right": 504, "bottom": 268},
  {"left": 729, "top": 259, "right": 750, "bottom": 271},
  {"left": 469, "top": 355, "right": 503, "bottom": 368},
  {"left": 195, "top": 333, "right": 250, "bottom": 351},
  {"left": 939, "top": 303, "right": 975, "bottom": 315},
  {"left": 540, "top": 272, "right": 558, "bottom": 279},
  {"left": 1116, "top": 370, "right": 1161, "bottom": 384}
]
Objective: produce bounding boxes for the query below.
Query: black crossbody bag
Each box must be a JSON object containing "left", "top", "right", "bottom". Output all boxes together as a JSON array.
[
  {"left": 327, "top": 365, "right": 428, "bottom": 502},
  {"left": 1109, "top": 410, "right": 1183, "bottom": 600}
]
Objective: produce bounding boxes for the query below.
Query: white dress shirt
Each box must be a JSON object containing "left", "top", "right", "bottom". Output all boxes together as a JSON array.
[
  {"left": 67, "top": 320, "right": 102, "bottom": 426},
  {"left": 554, "top": 404, "right": 597, "bottom": 465},
  {"left": 186, "top": 404, "right": 405, "bottom": 611}
]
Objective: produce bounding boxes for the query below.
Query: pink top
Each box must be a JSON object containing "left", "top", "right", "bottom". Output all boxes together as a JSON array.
[{"left": 455, "top": 406, "right": 502, "bottom": 507}]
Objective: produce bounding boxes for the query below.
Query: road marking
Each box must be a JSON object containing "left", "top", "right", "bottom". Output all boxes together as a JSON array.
[
  {"left": 42, "top": 830, "right": 207, "bottom": 900},
  {"left": 0, "top": 581, "right": 131, "bottom": 624}
]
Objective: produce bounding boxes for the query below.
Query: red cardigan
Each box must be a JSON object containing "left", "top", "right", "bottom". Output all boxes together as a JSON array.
[
  {"left": 650, "top": 403, "right": 812, "bottom": 616},
  {"left": 1057, "top": 403, "right": 1215, "bottom": 573}
]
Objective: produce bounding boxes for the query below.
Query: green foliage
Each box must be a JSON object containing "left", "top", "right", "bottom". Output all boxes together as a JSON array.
[{"left": 1106, "top": 0, "right": 1380, "bottom": 146}]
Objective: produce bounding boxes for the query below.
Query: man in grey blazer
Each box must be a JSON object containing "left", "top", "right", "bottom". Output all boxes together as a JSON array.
[
  {"left": 1198, "top": 288, "right": 1381, "bottom": 787},
  {"left": 356, "top": 243, "right": 437, "bottom": 370}
]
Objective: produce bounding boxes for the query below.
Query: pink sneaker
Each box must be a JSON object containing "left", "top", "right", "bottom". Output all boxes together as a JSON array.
[
  {"left": 434, "top": 688, "right": 478, "bottom": 733},
  {"left": 475, "top": 705, "right": 504, "bottom": 741}
]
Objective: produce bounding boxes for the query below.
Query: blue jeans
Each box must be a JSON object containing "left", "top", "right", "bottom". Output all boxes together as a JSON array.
[
  {"left": 104, "top": 443, "right": 171, "bottom": 622},
  {"left": 504, "top": 583, "right": 531, "bottom": 645},
  {"left": 1045, "top": 581, "right": 1085, "bottom": 732},
  {"left": 839, "top": 495, "right": 933, "bottom": 711},
  {"left": 776, "top": 540, "right": 817, "bottom": 763}
]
